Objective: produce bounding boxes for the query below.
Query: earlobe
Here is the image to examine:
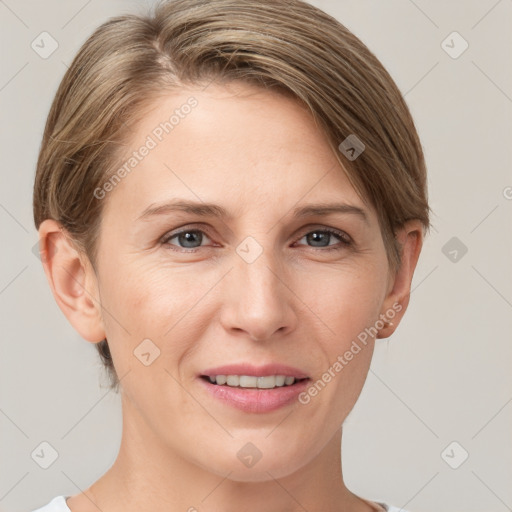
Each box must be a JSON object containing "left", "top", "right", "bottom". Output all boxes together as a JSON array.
[
  {"left": 37, "top": 219, "right": 106, "bottom": 343},
  {"left": 377, "top": 219, "right": 424, "bottom": 339}
]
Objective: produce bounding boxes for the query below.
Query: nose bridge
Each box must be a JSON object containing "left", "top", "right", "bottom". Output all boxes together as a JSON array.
[
  {"left": 238, "top": 241, "right": 281, "bottom": 299},
  {"left": 222, "top": 236, "right": 296, "bottom": 340}
]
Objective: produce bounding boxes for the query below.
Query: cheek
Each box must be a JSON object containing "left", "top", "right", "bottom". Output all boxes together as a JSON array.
[
  {"left": 296, "top": 273, "right": 382, "bottom": 426},
  {"left": 297, "top": 263, "right": 387, "bottom": 402},
  {"left": 101, "top": 255, "right": 201, "bottom": 325},
  {"left": 303, "top": 263, "right": 387, "bottom": 339},
  {"left": 96, "top": 260, "right": 215, "bottom": 370}
]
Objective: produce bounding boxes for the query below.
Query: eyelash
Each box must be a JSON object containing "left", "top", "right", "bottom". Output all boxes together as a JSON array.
[{"left": 160, "top": 226, "right": 353, "bottom": 253}]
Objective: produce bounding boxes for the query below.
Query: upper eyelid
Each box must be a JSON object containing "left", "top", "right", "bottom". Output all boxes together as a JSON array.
[
  {"left": 293, "top": 225, "right": 352, "bottom": 244},
  {"left": 161, "top": 225, "right": 214, "bottom": 243}
]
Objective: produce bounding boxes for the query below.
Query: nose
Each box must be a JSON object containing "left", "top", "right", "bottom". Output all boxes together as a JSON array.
[{"left": 219, "top": 242, "right": 298, "bottom": 342}]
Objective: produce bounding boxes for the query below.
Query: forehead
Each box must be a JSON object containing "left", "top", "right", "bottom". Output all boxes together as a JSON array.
[
  {"left": 103, "top": 81, "right": 372, "bottom": 221},
  {"left": 126, "top": 81, "right": 332, "bottom": 158}
]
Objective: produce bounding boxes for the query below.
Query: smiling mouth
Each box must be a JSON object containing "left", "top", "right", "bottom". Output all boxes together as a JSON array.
[{"left": 200, "top": 375, "right": 309, "bottom": 389}]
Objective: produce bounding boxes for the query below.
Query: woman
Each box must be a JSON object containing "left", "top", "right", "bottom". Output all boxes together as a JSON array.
[{"left": 32, "top": 0, "right": 430, "bottom": 510}]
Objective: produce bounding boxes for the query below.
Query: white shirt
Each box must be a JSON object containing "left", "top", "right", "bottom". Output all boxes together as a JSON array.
[{"left": 31, "top": 495, "right": 411, "bottom": 511}]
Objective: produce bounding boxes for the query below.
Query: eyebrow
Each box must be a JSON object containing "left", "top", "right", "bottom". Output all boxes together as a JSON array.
[
  {"left": 291, "top": 202, "right": 369, "bottom": 224},
  {"left": 137, "top": 200, "right": 229, "bottom": 221},
  {"left": 136, "top": 199, "right": 369, "bottom": 224}
]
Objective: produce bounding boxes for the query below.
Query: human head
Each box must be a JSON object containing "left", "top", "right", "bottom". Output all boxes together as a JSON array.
[{"left": 33, "top": 0, "right": 430, "bottom": 392}]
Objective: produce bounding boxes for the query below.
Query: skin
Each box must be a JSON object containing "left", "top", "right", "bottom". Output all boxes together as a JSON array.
[{"left": 39, "top": 81, "right": 423, "bottom": 512}]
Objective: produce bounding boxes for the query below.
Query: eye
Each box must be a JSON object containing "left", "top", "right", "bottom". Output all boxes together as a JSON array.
[
  {"left": 295, "top": 228, "right": 352, "bottom": 251},
  {"left": 161, "top": 228, "right": 213, "bottom": 251},
  {"left": 160, "top": 226, "right": 352, "bottom": 253}
]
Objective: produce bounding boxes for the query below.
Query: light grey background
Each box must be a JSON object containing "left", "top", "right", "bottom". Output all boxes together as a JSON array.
[{"left": 1, "top": 1, "right": 511, "bottom": 511}]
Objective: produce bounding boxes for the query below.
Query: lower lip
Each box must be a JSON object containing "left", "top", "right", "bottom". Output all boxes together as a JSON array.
[{"left": 198, "top": 377, "right": 310, "bottom": 413}]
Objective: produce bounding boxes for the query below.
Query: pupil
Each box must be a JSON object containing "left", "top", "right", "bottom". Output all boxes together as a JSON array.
[
  {"left": 180, "top": 231, "right": 202, "bottom": 248},
  {"left": 308, "top": 232, "right": 329, "bottom": 247}
]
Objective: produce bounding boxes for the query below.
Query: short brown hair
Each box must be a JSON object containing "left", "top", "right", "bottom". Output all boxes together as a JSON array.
[{"left": 33, "top": 0, "right": 431, "bottom": 392}]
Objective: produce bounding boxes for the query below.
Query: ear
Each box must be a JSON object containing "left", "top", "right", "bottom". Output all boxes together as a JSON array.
[
  {"left": 37, "top": 219, "right": 106, "bottom": 343},
  {"left": 377, "top": 219, "right": 424, "bottom": 339}
]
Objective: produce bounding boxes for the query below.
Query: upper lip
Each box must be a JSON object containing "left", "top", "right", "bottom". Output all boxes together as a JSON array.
[{"left": 200, "top": 363, "right": 309, "bottom": 379}]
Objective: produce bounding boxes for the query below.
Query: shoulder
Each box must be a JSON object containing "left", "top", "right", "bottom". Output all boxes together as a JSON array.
[
  {"left": 369, "top": 500, "right": 411, "bottom": 512},
  {"left": 30, "top": 496, "right": 71, "bottom": 512},
  {"left": 378, "top": 504, "right": 411, "bottom": 512}
]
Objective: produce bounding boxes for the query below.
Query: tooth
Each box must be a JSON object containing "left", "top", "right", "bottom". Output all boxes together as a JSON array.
[
  {"left": 239, "top": 376, "right": 258, "bottom": 388},
  {"left": 275, "top": 375, "right": 286, "bottom": 386},
  {"left": 210, "top": 374, "right": 300, "bottom": 388},
  {"left": 226, "top": 375, "right": 240, "bottom": 386},
  {"left": 257, "top": 376, "right": 276, "bottom": 389}
]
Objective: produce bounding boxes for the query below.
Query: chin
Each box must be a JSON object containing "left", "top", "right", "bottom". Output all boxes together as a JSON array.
[
  {"left": 221, "top": 463, "right": 301, "bottom": 483},
  {"left": 201, "top": 448, "right": 307, "bottom": 483}
]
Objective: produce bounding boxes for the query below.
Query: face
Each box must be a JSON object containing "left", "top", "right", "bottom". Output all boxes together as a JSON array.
[{"left": 86, "top": 81, "right": 398, "bottom": 481}]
